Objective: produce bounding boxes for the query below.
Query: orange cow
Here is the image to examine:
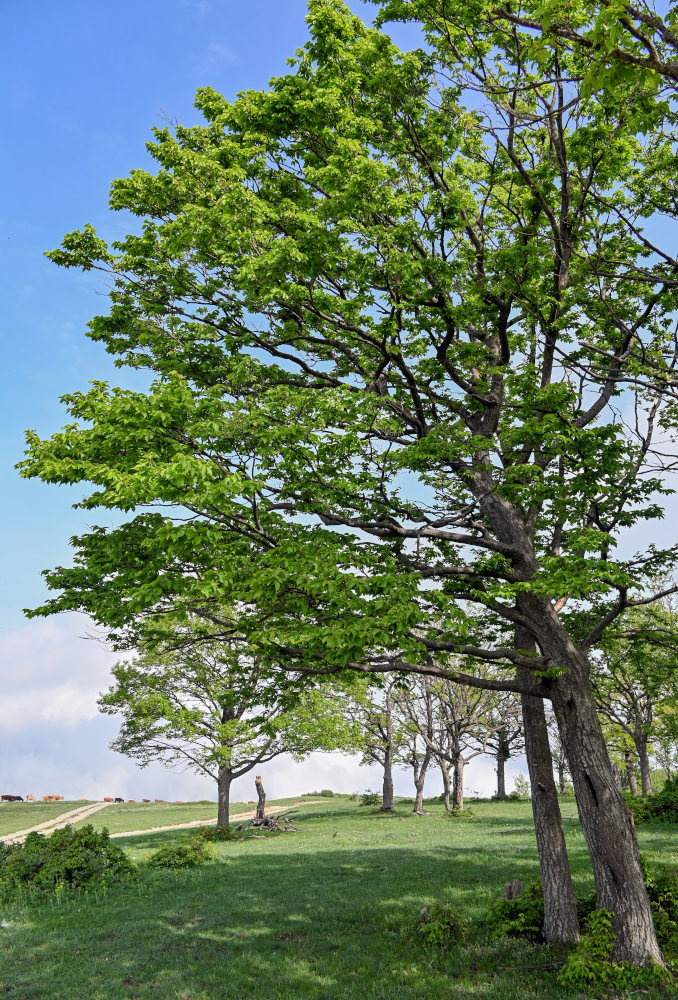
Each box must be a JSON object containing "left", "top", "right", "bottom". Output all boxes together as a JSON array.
[
  {"left": 154, "top": 799, "right": 164, "bottom": 803},
  {"left": 26, "top": 794, "right": 35, "bottom": 801},
  {"left": 103, "top": 797, "right": 114, "bottom": 802}
]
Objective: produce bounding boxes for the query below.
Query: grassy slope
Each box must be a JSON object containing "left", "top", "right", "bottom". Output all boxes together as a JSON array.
[
  {"left": 0, "top": 796, "right": 676, "bottom": 1000},
  {"left": 0, "top": 801, "right": 93, "bottom": 836}
]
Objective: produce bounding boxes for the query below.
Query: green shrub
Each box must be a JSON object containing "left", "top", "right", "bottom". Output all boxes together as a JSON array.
[
  {"left": 414, "top": 900, "right": 468, "bottom": 949},
  {"left": 317, "top": 789, "right": 335, "bottom": 797},
  {"left": 191, "top": 825, "right": 239, "bottom": 842},
  {"left": 0, "top": 825, "right": 136, "bottom": 898},
  {"left": 486, "top": 881, "right": 544, "bottom": 940},
  {"left": 558, "top": 908, "right": 671, "bottom": 990},
  {"left": 641, "top": 856, "right": 678, "bottom": 954},
  {"left": 625, "top": 777, "right": 678, "bottom": 824},
  {"left": 147, "top": 836, "right": 209, "bottom": 869},
  {"left": 359, "top": 790, "right": 381, "bottom": 807}
]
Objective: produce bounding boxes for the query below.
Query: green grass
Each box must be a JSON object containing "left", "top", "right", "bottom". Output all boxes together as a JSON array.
[
  {"left": 0, "top": 796, "right": 675, "bottom": 999},
  {"left": 0, "top": 801, "right": 92, "bottom": 836}
]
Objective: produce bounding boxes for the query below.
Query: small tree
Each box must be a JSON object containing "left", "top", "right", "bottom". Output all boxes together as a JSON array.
[{"left": 99, "top": 625, "right": 355, "bottom": 828}]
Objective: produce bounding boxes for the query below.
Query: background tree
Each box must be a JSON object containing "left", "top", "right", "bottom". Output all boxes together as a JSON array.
[
  {"left": 482, "top": 693, "right": 524, "bottom": 801},
  {"left": 592, "top": 602, "right": 678, "bottom": 795},
  {"left": 394, "top": 677, "right": 434, "bottom": 813},
  {"left": 346, "top": 677, "right": 405, "bottom": 811},
  {"left": 100, "top": 624, "right": 355, "bottom": 828},
  {"left": 21, "top": 0, "right": 678, "bottom": 961}
]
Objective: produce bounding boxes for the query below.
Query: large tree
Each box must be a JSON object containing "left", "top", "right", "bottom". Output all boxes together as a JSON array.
[
  {"left": 21, "top": 0, "right": 678, "bottom": 962},
  {"left": 100, "top": 622, "right": 353, "bottom": 827}
]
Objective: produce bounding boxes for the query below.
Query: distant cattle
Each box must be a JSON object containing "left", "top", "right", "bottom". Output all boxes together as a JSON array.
[
  {"left": 1, "top": 794, "right": 23, "bottom": 802},
  {"left": 128, "top": 799, "right": 135, "bottom": 803},
  {"left": 103, "top": 797, "right": 114, "bottom": 802},
  {"left": 114, "top": 797, "right": 124, "bottom": 803},
  {"left": 41, "top": 795, "right": 63, "bottom": 801},
  {"left": 154, "top": 799, "right": 164, "bottom": 803},
  {"left": 142, "top": 798, "right": 150, "bottom": 803},
  {"left": 175, "top": 800, "right": 183, "bottom": 804},
  {"left": 26, "top": 794, "right": 36, "bottom": 801}
]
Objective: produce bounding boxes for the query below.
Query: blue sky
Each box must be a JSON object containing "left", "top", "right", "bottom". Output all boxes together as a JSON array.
[
  {"left": 1, "top": 0, "right": 424, "bottom": 633},
  {"left": 3, "top": 0, "right": 488, "bottom": 802}
]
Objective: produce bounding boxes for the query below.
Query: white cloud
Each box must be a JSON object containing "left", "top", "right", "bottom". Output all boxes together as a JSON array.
[{"left": 193, "top": 41, "right": 238, "bottom": 76}]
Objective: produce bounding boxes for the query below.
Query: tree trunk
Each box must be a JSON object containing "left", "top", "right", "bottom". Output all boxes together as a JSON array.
[
  {"left": 496, "top": 731, "right": 507, "bottom": 800},
  {"left": 440, "top": 762, "right": 451, "bottom": 812},
  {"left": 255, "top": 774, "right": 266, "bottom": 821},
  {"left": 625, "top": 750, "right": 640, "bottom": 796},
  {"left": 516, "top": 635, "right": 579, "bottom": 945},
  {"left": 413, "top": 758, "right": 429, "bottom": 815},
  {"left": 637, "top": 740, "right": 653, "bottom": 796},
  {"left": 217, "top": 766, "right": 232, "bottom": 829},
  {"left": 452, "top": 757, "right": 464, "bottom": 811},
  {"left": 539, "top": 610, "right": 663, "bottom": 965},
  {"left": 381, "top": 745, "right": 394, "bottom": 811},
  {"left": 557, "top": 756, "right": 566, "bottom": 794}
]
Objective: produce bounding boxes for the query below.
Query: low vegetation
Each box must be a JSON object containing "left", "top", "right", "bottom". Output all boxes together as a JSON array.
[{"left": 0, "top": 796, "right": 676, "bottom": 999}]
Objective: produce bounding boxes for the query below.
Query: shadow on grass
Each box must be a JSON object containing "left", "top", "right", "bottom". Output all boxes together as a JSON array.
[{"left": 0, "top": 837, "right": 600, "bottom": 1000}]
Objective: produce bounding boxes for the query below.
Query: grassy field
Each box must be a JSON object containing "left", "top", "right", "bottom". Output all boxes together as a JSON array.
[
  {"left": 0, "top": 795, "right": 676, "bottom": 999},
  {"left": 0, "top": 801, "right": 92, "bottom": 837}
]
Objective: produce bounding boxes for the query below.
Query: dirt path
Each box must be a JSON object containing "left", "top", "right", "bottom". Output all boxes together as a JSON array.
[
  {"left": 0, "top": 801, "right": 116, "bottom": 845},
  {"left": 110, "top": 800, "right": 324, "bottom": 839}
]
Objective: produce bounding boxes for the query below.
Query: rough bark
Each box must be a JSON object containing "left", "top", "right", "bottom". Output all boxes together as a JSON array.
[
  {"left": 412, "top": 752, "right": 431, "bottom": 814},
  {"left": 495, "top": 730, "right": 507, "bottom": 800},
  {"left": 534, "top": 605, "right": 664, "bottom": 965},
  {"left": 382, "top": 745, "right": 394, "bottom": 811},
  {"left": 516, "top": 630, "right": 579, "bottom": 944},
  {"left": 440, "top": 762, "right": 451, "bottom": 812},
  {"left": 255, "top": 774, "right": 266, "bottom": 821},
  {"left": 637, "top": 741, "right": 653, "bottom": 796},
  {"left": 217, "top": 766, "right": 232, "bottom": 829},
  {"left": 452, "top": 757, "right": 464, "bottom": 811},
  {"left": 625, "top": 750, "right": 640, "bottom": 796}
]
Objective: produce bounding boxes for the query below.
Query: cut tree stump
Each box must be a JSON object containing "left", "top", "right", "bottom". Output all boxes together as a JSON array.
[{"left": 255, "top": 775, "right": 266, "bottom": 821}]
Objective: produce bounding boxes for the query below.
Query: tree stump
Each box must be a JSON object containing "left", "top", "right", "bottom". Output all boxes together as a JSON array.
[{"left": 255, "top": 775, "right": 266, "bottom": 821}]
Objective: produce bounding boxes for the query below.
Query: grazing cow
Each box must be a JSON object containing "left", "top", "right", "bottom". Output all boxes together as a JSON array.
[
  {"left": 142, "top": 798, "right": 150, "bottom": 803},
  {"left": 103, "top": 797, "right": 114, "bottom": 802},
  {"left": 114, "top": 797, "right": 124, "bottom": 803},
  {"left": 128, "top": 799, "right": 135, "bottom": 803},
  {"left": 26, "top": 794, "right": 36, "bottom": 801},
  {"left": 154, "top": 799, "right": 164, "bottom": 803},
  {"left": 1, "top": 794, "right": 23, "bottom": 802}
]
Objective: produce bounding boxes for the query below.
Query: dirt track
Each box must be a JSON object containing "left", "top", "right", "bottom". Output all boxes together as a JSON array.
[
  {"left": 0, "top": 801, "right": 116, "bottom": 845},
  {"left": 0, "top": 800, "right": 323, "bottom": 843}
]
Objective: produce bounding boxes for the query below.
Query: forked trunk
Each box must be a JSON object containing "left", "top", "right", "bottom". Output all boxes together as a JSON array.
[
  {"left": 539, "top": 610, "right": 663, "bottom": 965},
  {"left": 452, "top": 758, "right": 464, "bottom": 811},
  {"left": 382, "top": 745, "right": 394, "bottom": 811},
  {"left": 440, "top": 762, "right": 451, "bottom": 812},
  {"left": 625, "top": 750, "right": 640, "bottom": 796},
  {"left": 413, "top": 760, "right": 429, "bottom": 815},
  {"left": 217, "top": 766, "right": 232, "bottom": 829},
  {"left": 516, "top": 636, "right": 579, "bottom": 944}
]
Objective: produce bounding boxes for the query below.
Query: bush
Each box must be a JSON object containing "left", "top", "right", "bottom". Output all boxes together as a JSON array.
[
  {"left": 486, "top": 881, "right": 544, "bottom": 941},
  {"left": 641, "top": 856, "right": 678, "bottom": 954},
  {"left": 558, "top": 908, "right": 671, "bottom": 991},
  {"left": 147, "top": 836, "right": 209, "bottom": 869},
  {"left": 359, "top": 790, "right": 381, "bottom": 807},
  {"left": 0, "top": 825, "right": 136, "bottom": 897},
  {"left": 414, "top": 900, "right": 468, "bottom": 948},
  {"left": 625, "top": 777, "right": 678, "bottom": 824},
  {"left": 191, "top": 825, "right": 239, "bottom": 842},
  {"left": 318, "top": 789, "right": 335, "bottom": 797}
]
